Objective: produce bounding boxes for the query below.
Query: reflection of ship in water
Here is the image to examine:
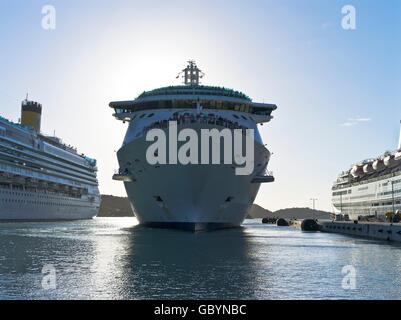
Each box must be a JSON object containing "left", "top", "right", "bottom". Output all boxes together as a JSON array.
[
  {"left": 0, "top": 220, "right": 264, "bottom": 299},
  {"left": 116, "top": 226, "right": 260, "bottom": 299}
]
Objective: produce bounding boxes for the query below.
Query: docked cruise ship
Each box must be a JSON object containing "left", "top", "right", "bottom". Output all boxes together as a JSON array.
[
  {"left": 0, "top": 98, "right": 100, "bottom": 220},
  {"left": 110, "top": 61, "right": 276, "bottom": 231},
  {"left": 332, "top": 123, "right": 401, "bottom": 220}
]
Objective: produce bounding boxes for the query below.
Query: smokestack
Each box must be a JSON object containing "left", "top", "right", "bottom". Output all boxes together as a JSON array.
[
  {"left": 21, "top": 99, "right": 42, "bottom": 133},
  {"left": 398, "top": 120, "right": 401, "bottom": 151}
]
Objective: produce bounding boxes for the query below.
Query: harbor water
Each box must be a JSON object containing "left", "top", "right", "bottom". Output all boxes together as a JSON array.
[{"left": 0, "top": 218, "right": 400, "bottom": 300}]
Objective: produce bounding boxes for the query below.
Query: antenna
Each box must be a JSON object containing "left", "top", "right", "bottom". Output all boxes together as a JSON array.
[
  {"left": 398, "top": 120, "right": 401, "bottom": 150},
  {"left": 177, "top": 60, "right": 205, "bottom": 86}
]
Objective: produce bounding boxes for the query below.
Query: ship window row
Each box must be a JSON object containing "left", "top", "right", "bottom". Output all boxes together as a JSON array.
[
  {"left": 114, "top": 100, "right": 272, "bottom": 116},
  {"left": 0, "top": 190, "right": 85, "bottom": 203},
  {"left": 132, "top": 112, "right": 255, "bottom": 123},
  {"left": 350, "top": 194, "right": 376, "bottom": 200},
  {"left": 338, "top": 201, "right": 400, "bottom": 207},
  {"left": 0, "top": 189, "right": 81, "bottom": 198},
  {"left": 371, "top": 201, "right": 400, "bottom": 206},
  {"left": 0, "top": 146, "right": 97, "bottom": 181},
  {"left": 0, "top": 137, "right": 97, "bottom": 175},
  {"left": 0, "top": 198, "right": 86, "bottom": 207},
  {"left": 336, "top": 189, "right": 401, "bottom": 200},
  {"left": 378, "top": 188, "right": 401, "bottom": 197},
  {"left": 0, "top": 186, "right": 85, "bottom": 199},
  {"left": 135, "top": 113, "right": 252, "bottom": 139},
  {"left": 333, "top": 190, "right": 351, "bottom": 196},
  {"left": 130, "top": 111, "right": 255, "bottom": 123}
]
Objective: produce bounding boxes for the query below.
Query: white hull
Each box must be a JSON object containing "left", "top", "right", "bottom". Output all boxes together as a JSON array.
[
  {"left": 0, "top": 188, "right": 99, "bottom": 220},
  {"left": 117, "top": 125, "right": 270, "bottom": 231},
  {"left": 332, "top": 170, "right": 401, "bottom": 220}
]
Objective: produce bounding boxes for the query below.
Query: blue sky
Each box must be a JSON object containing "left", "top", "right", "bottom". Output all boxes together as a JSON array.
[{"left": 0, "top": 0, "right": 400, "bottom": 211}]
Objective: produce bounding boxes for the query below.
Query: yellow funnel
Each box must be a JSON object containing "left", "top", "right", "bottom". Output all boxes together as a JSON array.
[{"left": 21, "top": 99, "right": 42, "bottom": 133}]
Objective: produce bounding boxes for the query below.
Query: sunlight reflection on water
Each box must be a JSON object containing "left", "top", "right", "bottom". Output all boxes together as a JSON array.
[{"left": 0, "top": 218, "right": 400, "bottom": 300}]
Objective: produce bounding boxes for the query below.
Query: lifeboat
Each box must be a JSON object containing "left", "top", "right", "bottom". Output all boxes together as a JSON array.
[
  {"left": 373, "top": 159, "right": 385, "bottom": 171},
  {"left": 363, "top": 163, "right": 374, "bottom": 174},
  {"left": 384, "top": 154, "right": 399, "bottom": 168},
  {"left": 351, "top": 165, "right": 364, "bottom": 178}
]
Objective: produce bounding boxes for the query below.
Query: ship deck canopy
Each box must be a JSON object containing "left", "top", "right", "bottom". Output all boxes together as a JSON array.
[{"left": 109, "top": 85, "right": 277, "bottom": 116}]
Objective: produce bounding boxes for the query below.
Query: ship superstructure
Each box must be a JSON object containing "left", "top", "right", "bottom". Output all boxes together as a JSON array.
[
  {"left": 0, "top": 98, "right": 100, "bottom": 220},
  {"left": 332, "top": 122, "right": 401, "bottom": 220},
  {"left": 110, "top": 61, "right": 276, "bottom": 231}
]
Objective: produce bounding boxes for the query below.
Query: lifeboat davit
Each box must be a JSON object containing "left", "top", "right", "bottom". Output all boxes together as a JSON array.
[
  {"left": 395, "top": 150, "right": 401, "bottom": 161},
  {"left": 363, "top": 163, "right": 374, "bottom": 174},
  {"left": 373, "top": 159, "right": 385, "bottom": 171},
  {"left": 351, "top": 165, "right": 364, "bottom": 178},
  {"left": 384, "top": 154, "right": 399, "bottom": 168}
]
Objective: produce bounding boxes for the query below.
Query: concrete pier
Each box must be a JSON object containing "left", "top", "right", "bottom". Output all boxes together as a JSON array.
[
  {"left": 285, "top": 219, "right": 401, "bottom": 242},
  {"left": 318, "top": 221, "right": 401, "bottom": 242}
]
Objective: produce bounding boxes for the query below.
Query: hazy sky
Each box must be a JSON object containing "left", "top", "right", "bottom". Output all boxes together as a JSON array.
[{"left": 1, "top": 0, "right": 400, "bottom": 211}]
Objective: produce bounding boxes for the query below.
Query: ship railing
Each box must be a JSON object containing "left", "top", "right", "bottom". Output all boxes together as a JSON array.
[
  {"left": 113, "top": 168, "right": 135, "bottom": 182},
  {"left": 251, "top": 169, "right": 274, "bottom": 184},
  {"left": 332, "top": 169, "right": 401, "bottom": 190},
  {"left": 138, "top": 114, "right": 251, "bottom": 138}
]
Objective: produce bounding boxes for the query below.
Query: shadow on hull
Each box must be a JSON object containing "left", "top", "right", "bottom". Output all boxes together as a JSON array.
[{"left": 141, "top": 221, "right": 241, "bottom": 232}]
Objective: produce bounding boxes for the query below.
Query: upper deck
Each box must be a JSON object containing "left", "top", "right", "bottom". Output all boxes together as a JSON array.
[
  {"left": 0, "top": 115, "right": 97, "bottom": 170},
  {"left": 110, "top": 61, "right": 277, "bottom": 123},
  {"left": 110, "top": 85, "right": 277, "bottom": 122}
]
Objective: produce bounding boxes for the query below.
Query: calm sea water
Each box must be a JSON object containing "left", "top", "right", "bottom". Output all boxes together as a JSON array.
[{"left": 0, "top": 218, "right": 400, "bottom": 300}]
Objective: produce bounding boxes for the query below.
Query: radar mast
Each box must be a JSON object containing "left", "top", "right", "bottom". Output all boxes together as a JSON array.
[{"left": 179, "top": 60, "right": 204, "bottom": 86}]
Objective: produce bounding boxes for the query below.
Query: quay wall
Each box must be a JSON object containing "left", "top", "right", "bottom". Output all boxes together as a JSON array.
[{"left": 318, "top": 221, "right": 401, "bottom": 242}]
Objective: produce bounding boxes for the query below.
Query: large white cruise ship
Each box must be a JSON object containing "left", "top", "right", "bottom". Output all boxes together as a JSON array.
[
  {"left": 110, "top": 61, "right": 276, "bottom": 231},
  {"left": 0, "top": 98, "right": 100, "bottom": 220},
  {"left": 332, "top": 122, "right": 401, "bottom": 220}
]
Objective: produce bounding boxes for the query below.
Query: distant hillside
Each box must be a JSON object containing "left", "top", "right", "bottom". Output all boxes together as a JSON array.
[
  {"left": 271, "top": 207, "right": 330, "bottom": 220},
  {"left": 247, "top": 205, "right": 331, "bottom": 220},
  {"left": 98, "top": 196, "right": 331, "bottom": 220},
  {"left": 247, "top": 204, "right": 272, "bottom": 218},
  {"left": 98, "top": 195, "right": 134, "bottom": 217}
]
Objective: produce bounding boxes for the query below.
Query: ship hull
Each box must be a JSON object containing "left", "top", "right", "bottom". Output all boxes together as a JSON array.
[
  {"left": 117, "top": 125, "right": 270, "bottom": 231},
  {"left": 0, "top": 189, "right": 99, "bottom": 221},
  {"left": 332, "top": 170, "right": 401, "bottom": 220}
]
